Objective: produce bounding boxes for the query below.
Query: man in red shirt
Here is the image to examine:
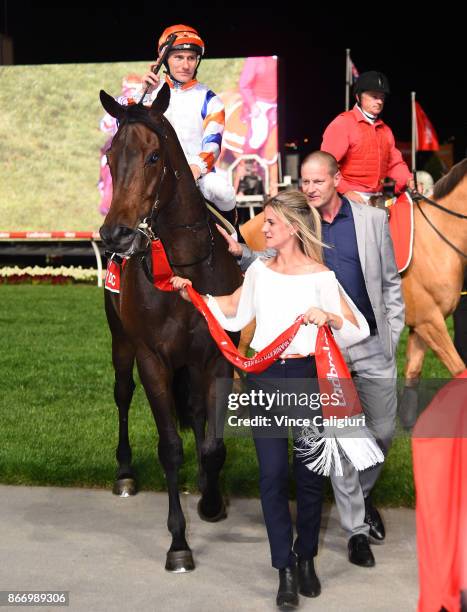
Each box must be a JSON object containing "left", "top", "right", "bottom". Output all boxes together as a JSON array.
[{"left": 321, "top": 71, "right": 414, "bottom": 204}]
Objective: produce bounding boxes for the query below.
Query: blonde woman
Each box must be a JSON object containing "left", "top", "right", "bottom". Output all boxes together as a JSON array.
[{"left": 171, "top": 190, "right": 369, "bottom": 609}]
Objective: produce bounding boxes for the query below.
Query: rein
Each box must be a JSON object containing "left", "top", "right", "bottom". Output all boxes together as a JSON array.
[
  {"left": 162, "top": 212, "right": 215, "bottom": 267},
  {"left": 409, "top": 189, "right": 467, "bottom": 219},
  {"left": 407, "top": 189, "right": 467, "bottom": 259},
  {"left": 414, "top": 200, "right": 467, "bottom": 259}
]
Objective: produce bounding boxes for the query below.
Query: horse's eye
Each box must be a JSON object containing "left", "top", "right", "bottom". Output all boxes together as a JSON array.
[{"left": 146, "top": 151, "right": 159, "bottom": 165}]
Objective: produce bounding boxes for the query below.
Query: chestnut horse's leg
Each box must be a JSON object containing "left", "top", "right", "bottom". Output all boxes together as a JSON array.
[
  {"left": 137, "top": 355, "right": 194, "bottom": 572},
  {"left": 399, "top": 329, "right": 427, "bottom": 429},
  {"left": 105, "top": 292, "right": 137, "bottom": 496},
  {"left": 416, "top": 308, "right": 466, "bottom": 376}
]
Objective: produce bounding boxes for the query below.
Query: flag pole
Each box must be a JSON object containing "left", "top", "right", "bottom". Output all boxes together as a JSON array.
[
  {"left": 345, "top": 49, "right": 350, "bottom": 111},
  {"left": 411, "top": 91, "right": 417, "bottom": 175}
]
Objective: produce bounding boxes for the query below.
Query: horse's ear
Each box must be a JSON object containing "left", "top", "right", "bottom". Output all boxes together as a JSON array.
[
  {"left": 150, "top": 83, "right": 170, "bottom": 117},
  {"left": 100, "top": 90, "right": 125, "bottom": 120}
]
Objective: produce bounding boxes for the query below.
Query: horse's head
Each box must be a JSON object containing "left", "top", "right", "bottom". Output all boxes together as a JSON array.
[{"left": 99, "top": 84, "right": 177, "bottom": 255}]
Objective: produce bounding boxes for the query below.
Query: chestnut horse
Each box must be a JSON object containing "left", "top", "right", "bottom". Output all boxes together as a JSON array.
[
  {"left": 399, "top": 159, "right": 467, "bottom": 419},
  {"left": 99, "top": 84, "right": 242, "bottom": 572}
]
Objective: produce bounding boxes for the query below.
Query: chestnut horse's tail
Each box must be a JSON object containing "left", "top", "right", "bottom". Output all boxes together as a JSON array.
[{"left": 172, "top": 366, "right": 193, "bottom": 431}]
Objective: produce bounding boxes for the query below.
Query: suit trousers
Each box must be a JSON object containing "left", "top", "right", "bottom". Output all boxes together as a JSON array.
[
  {"left": 248, "top": 357, "right": 325, "bottom": 569},
  {"left": 331, "top": 332, "right": 397, "bottom": 537}
]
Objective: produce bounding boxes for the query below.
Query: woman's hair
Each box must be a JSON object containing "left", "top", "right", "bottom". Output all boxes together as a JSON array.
[{"left": 264, "top": 189, "right": 326, "bottom": 262}]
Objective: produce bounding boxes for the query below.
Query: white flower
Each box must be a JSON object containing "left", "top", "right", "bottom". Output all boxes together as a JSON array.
[{"left": 0, "top": 265, "right": 99, "bottom": 282}]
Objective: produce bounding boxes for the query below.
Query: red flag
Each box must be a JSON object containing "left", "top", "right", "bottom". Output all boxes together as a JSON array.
[
  {"left": 350, "top": 57, "right": 359, "bottom": 83},
  {"left": 415, "top": 101, "right": 439, "bottom": 151}
]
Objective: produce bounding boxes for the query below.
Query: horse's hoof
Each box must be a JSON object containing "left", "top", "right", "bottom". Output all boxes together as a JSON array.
[
  {"left": 197, "top": 498, "right": 227, "bottom": 522},
  {"left": 165, "top": 550, "right": 195, "bottom": 573},
  {"left": 112, "top": 478, "right": 137, "bottom": 497}
]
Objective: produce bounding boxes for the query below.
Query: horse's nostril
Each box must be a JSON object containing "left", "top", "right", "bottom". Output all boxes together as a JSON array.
[
  {"left": 99, "top": 225, "right": 111, "bottom": 242},
  {"left": 120, "top": 226, "right": 134, "bottom": 238},
  {"left": 111, "top": 225, "right": 134, "bottom": 242},
  {"left": 100, "top": 224, "right": 135, "bottom": 248}
]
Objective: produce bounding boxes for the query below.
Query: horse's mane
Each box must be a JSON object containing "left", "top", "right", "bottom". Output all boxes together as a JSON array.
[{"left": 433, "top": 158, "right": 467, "bottom": 200}]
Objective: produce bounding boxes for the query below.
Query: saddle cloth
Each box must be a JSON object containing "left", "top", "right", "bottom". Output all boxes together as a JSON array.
[{"left": 388, "top": 192, "right": 414, "bottom": 273}]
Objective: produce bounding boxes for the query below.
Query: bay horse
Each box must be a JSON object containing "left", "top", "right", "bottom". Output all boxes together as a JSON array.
[
  {"left": 98, "top": 84, "right": 242, "bottom": 571},
  {"left": 398, "top": 159, "right": 467, "bottom": 420}
]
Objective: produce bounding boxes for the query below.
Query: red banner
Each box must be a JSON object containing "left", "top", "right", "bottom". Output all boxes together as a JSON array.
[{"left": 415, "top": 101, "right": 439, "bottom": 151}]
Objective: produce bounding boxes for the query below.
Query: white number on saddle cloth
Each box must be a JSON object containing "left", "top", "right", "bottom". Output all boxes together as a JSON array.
[{"left": 104, "top": 259, "right": 121, "bottom": 293}]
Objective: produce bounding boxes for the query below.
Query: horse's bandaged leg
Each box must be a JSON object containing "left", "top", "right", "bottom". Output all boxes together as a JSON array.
[{"left": 199, "top": 173, "right": 236, "bottom": 212}]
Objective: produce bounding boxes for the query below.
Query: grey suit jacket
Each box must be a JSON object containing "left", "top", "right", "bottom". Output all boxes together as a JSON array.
[{"left": 239, "top": 200, "right": 405, "bottom": 360}]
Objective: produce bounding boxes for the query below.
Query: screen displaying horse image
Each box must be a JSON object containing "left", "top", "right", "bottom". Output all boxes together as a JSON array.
[{"left": 0, "top": 57, "right": 279, "bottom": 232}]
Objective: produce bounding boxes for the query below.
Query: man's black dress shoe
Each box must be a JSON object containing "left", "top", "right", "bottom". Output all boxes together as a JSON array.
[
  {"left": 348, "top": 534, "right": 375, "bottom": 567},
  {"left": 276, "top": 566, "right": 299, "bottom": 609},
  {"left": 364, "top": 497, "right": 386, "bottom": 542},
  {"left": 297, "top": 557, "right": 321, "bottom": 598}
]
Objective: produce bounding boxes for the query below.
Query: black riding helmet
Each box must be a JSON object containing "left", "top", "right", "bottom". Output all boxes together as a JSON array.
[{"left": 354, "top": 71, "right": 390, "bottom": 96}]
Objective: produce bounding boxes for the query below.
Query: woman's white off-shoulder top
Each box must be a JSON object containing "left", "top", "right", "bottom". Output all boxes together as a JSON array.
[{"left": 207, "top": 259, "right": 370, "bottom": 356}]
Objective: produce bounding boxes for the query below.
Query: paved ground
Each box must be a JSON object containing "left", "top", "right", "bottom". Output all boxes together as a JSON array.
[{"left": 0, "top": 485, "right": 418, "bottom": 611}]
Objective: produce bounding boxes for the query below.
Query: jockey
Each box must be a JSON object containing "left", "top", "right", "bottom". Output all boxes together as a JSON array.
[
  {"left": 321, "top": 71, "right": 414, "bottom": 204},
  {"left": 140, "top": 24, "right": 237, "bottom": 215}
]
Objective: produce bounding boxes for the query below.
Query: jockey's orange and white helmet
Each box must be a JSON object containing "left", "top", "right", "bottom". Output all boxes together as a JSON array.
[{"left": 158, "top": 24, "right": 205, "bottom": 57}]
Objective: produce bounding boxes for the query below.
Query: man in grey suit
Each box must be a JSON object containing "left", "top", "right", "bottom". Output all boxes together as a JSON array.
[{"left": 220, "top": 151, "right": 405, "bottom": 567}]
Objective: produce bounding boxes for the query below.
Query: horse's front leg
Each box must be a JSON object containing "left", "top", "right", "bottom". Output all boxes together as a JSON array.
[
  {"left": 137, "top": 354, "right": 194, "bottom": 572},
  {"left": 105, "top": 292, "right": 137, "bottom": 497}
]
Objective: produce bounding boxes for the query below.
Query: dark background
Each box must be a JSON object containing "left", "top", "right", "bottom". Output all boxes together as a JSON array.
[{"left": 1, "top": 1, "right": 466, "bottom": 162}]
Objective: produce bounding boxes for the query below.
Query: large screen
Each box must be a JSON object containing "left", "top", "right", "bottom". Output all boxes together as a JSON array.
[{"left": 0, "top": 57, "right": 278, "bottom": 232}]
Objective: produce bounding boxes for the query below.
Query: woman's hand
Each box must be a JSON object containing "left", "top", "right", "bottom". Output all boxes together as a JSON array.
[
  {"left": 303, "top": 307, "right": 329, "bottom": 328},
  {"left": 170, "top": 276, "right": 193, "bottom": 302},
  {"left": 216, "top": 224, "right": 243, "bottom": 257}
]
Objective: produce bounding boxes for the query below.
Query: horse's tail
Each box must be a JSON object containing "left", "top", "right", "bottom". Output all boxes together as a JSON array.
[{"left": 172, "top": 366, "right": 193, "bottom": 431}]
